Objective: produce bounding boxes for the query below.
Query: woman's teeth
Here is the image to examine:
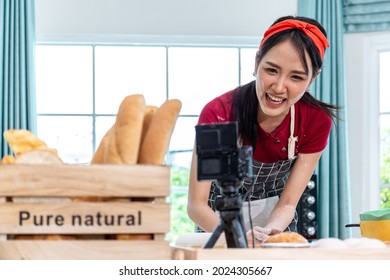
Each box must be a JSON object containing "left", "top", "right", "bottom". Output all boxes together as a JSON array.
[{"left": 266, "top": 93, "right": 285, "bottom": 104}]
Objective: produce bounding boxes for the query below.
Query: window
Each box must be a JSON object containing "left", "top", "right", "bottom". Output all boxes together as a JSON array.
[
  {"left": 35, "top": 45, "right": 94, "bottom": 163},
  {"left": 379, "top": 51, "right": 390, "bottom": 208},
  {"left": 351, "top": 32, "right": 390, "bottom": 213},
  {"left": 35, "top": 44, "right": 257, "bottom": 241}
]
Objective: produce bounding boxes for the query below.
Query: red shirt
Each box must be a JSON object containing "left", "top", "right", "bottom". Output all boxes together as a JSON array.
[{"left": 198, "top": 90, "right": 332, "bottom": 163}]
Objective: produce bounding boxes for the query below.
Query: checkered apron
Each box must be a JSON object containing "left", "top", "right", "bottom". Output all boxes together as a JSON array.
[{"left": 204, "top": 156, "right": 298, "bottom": 232}]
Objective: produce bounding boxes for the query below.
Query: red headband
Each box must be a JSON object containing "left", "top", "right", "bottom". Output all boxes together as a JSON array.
[{"left": 260, "top": 19, "right": 330, "bottom": 59}]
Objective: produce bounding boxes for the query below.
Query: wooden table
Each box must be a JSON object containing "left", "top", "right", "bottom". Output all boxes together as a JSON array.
[{"left": 171, "top": 245, "right": 390, "bottom": 260}]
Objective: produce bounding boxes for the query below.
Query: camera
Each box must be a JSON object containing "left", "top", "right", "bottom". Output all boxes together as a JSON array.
[
  {"left": 195, "top": 121, "right": 253, "bottom": 248},
  {"left": 195, "top": 122, "right": 253, "bottom": 183}
]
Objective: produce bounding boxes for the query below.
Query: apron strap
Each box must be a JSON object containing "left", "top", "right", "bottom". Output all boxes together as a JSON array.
[{"left": 288, "top": 104, "right": 298, "bottom": 159}]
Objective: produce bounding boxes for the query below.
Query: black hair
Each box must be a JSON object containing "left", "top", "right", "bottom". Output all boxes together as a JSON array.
[{"left": 231, "top": 16, "right": 339, "bottom": 148}]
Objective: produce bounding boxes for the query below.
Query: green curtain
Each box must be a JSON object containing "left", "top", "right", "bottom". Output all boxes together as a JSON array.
[
  {"left": 344, "top": 0, "right": 390, "bottom": 32},
  {"left": 0, "top": 0, "right": 36, "bottom": 158},
  {"left": 298, "top": 0, "right": 352, "bottom": 239}
]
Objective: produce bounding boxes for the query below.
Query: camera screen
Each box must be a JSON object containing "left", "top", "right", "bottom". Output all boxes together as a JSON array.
[
  {"left": 195, "top": 122, "right": 237, "bottom": 152},
  {"left": 199, "top": 157, "right": 222, "bottom": 175},
  {"left": 195, "top": 122, "right": 239, "bottom": 181}
]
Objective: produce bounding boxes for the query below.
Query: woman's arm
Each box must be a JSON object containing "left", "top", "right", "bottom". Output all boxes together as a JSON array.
[
  {"left": 187, "top": 144, "right": 220, "bottom": 232},
  {"left": 248, "top": 151, "right": 323, "bottom": 244}
]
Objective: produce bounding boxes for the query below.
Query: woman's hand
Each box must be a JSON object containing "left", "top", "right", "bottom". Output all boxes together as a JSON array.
[{"left": 246, "top": 226, "right": 282, "bottom": 246}]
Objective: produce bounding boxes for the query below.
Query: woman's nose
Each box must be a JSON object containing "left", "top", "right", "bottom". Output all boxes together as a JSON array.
[{"left": 273, "top": 77, "right": 287, "bottom": 93}]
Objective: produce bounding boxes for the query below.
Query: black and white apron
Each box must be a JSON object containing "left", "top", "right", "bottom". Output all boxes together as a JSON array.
[{"left": 198, "top": 105, "right": 299, "bottom": 233}]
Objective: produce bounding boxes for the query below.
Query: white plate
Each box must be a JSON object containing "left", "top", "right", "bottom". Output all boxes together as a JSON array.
[{"left": 261, "top": 242, "right": 311, "bottom": 248}]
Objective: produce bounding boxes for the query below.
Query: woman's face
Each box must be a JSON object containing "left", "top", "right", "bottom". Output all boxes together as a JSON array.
[{"left": 255, "top": 39, "right": 316, "bottom": 120}]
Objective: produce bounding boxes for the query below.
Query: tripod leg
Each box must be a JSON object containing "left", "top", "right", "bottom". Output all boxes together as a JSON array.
[
  {"left": 224, "top": 225, "right": 237, "bottom": 248},
  {"left": 204, "top": 223, "right": 225, "bottom": 249},
  {"left": 230, "top": 219, "right": 248, "bottom": 248}
]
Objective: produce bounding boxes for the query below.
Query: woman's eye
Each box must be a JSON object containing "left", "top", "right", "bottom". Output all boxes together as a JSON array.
[
  {"left": 266, "top": 68, "right": 277, "bottom": 74},
  {"left": 292, "top": 75, "right": 304, "bottom": 80}
]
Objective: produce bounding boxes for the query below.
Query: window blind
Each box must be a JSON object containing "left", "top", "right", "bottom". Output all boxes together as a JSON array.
[{"left": 344, "top": 0, "right": 390, "bottom": 32}]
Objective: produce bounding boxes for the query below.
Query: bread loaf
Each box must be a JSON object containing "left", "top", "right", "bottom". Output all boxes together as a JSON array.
[
  {"left": 79, "top": 126, "right": 109, "bottom": 201},
  {"left": 140, "top": 105, "right": 158, "bottom": 144},
  {"left": 1, "top": 155, "right": 15, "bottom": 164},
  {"left": 104, "top": 127, "right": 123, "bottom": 164},
  {"left": 114, "top": 94, "right": 145, "bottom": 164},
  {"left": 15, "top": 150, "right": 63, "bottom": 164},
  {"left": 114, "top": 234, "right": 153, "bottom": 240},
  {"left": 138, "top": 99, "right": 181, "bottom": 164},
  {"left": 91, "top": 125, "right": 113, "bottom": 164},
  {"left": 264, "top": 232, "right": 308, "bottom": 243},
  {"left": 12, "top": 234, "right": 78, "bottom": 240},
  {"left": 3, "top": 129, "right": 55, "bottom": 156},
  {"left": 81, "top": 127, "right": 112, "bottom": 200}
]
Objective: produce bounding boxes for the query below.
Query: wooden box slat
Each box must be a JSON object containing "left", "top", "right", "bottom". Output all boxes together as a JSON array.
[
  {"left": 0, "top": 202, "right": 169, "bottom": 234},
  {"left": 0, "top": 164, "right": 169, "bottom": 197},
  {"left": 0, "top": 240, "right": 170, "bottom": 260}
]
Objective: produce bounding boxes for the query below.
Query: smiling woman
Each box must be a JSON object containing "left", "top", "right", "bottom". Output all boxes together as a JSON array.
[{"left": 187, "top": 15, "right": 339, "bottom": 246}]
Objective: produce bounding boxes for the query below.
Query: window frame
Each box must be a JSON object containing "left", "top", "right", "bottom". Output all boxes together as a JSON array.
[
  {"left": 379, "top": 51, "right": 390, "bottom": 190},
  {"left": 362, "top": 33, "right": 390, "bottom": 210},
  {"left": 35, "top": 43, "right": 258, "bottom": 162}
]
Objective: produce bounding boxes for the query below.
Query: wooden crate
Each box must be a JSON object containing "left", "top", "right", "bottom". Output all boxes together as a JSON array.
[{"left": 0, "top": 164, "right": 171, "bottom": 260}]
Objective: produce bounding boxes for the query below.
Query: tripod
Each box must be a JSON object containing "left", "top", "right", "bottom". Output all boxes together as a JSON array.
[{"left": 204, "top": 180, "right": 248, "bottom": 249}]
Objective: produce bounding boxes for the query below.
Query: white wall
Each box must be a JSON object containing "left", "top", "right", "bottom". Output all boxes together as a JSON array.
[{"left": 35, "top": 0, "right": 297, "bottom": 44}]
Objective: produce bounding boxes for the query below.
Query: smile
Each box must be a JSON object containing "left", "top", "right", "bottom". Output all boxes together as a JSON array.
[{"left": 266, "top": 93, "right": 286, "bottom": 104}]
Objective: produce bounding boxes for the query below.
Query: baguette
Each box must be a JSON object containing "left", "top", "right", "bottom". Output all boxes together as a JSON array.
[
  {"left": 114, "top": 94, "right": 145, "bottom": 164},
  {"left": 78, "top": 127, "right": 110, "bottom": 200},
  {"left": 104, "top": 127, "right": 122, "bottom": 164},
  {"left": 138, "top": 99, "right": 182, "bottom": 164},
  {"left": 91, "top": 125, "right": 113, "bottom": 164},
  {"left": 140, "top": 105, "right": 158, "bottom": 144}
]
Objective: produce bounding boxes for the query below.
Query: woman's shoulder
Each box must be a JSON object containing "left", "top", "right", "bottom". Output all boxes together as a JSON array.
[
  {"left": 294, "top": 100, "right": 333, "bottom": 153},
  {"left": 198, "top": 90, "right": 235, "bottom": 124},
  {"left": 295, "top": 100, "right": 332, "bottom": 127},
  {"left": 207, "top": 90, "right": 234, "bottom": 105}
]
